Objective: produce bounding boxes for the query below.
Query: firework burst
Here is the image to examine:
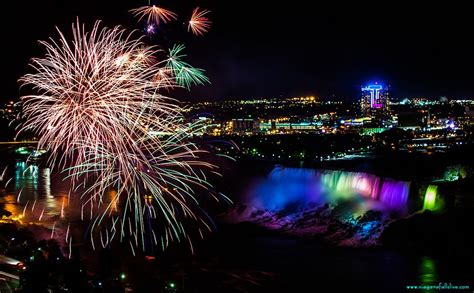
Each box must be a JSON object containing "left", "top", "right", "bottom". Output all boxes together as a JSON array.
[
  {"left": 167, "top": 44, "right": 210, "bottom": 89},
  {"left": 19, "top": 21, "right": 162, "bottom": 171},
  {"left": 188, "top": 7, "right": 212, "bottom": 36},
  {"left": 145, "top": 23, "right": 156, "bottom": 35},
  {"left": 130, "top": 5, "right": 177, "bottom": 26},
  {"left": 18, "top": 20, "right": 228, "bottom": 251}
]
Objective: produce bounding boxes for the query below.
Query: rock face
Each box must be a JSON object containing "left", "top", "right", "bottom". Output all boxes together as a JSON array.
[
  {"left": 223, "top": 201, "right": 473, "bottom": 253},
  {"left": 224, "top": 165, "right": 414, "bottom": 247},
  {"left": 223, "top": 202, "right": 398, "bottom": 247}
]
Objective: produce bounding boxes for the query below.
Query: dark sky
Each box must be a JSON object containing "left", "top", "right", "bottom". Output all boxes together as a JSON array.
[{"left": 2, "top": 0, "right": 474, "bottom": 101}]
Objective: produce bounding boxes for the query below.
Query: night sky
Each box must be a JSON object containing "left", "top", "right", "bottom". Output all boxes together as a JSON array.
[{"left": 2, "top": 1, "right": 474, "bottom": 101}]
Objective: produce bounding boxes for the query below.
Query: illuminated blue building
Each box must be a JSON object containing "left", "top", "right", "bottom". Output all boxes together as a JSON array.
[{"left": 361, "top": 82, "right": 391, "bottom": 125}]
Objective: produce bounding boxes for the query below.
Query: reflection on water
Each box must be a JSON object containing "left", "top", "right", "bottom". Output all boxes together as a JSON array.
[
  {"left": 420, "top": 256, "right": 437, "bottom": 283},
  {"left": 14, "top": 161, "right": 52, "bottom": 198},
  {"left": 109, "top": 189, "right": 119, "bottom": 213},
  {"left": 419, "top": 256, "right": 438, "bottom": 291},
  {"left": 2, "top": 194, "right": 23, "bottom": 221},
  {"left": 1, "top": 160, "right": 120, "bottom": 228},
  {"left": 1, "top": 160, "right": 71, "bottom": 224},
  {"left": 1, "top": 159, "right": 472, "bottom": 292}
]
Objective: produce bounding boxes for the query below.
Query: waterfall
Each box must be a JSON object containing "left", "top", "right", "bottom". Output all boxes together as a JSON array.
[
  {"left": 423, "top": 185, "right": 438, "bottom": 211},
  {"left": 250, "top": 166, "right": 410, "bottom": 212}
]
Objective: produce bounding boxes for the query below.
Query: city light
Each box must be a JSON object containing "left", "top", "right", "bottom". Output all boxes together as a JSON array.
[{"left": 1, "top": 2, "right": 473, "bottom": 293}]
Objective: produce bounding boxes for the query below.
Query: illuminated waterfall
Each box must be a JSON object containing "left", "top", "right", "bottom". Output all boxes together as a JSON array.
[
  {"left": 250, "top": 166, "right": 410, "bottom": 212},
  {"left": 423, "top": 185, "right": 438, "bottom": 211}
]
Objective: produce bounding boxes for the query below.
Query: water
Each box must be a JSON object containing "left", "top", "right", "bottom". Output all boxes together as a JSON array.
[
  {"left": 159, "top": 223, "right": 473, "bottom": 293},
  {"left": 1, "top": 161, "right": 67, "bottom": 223},
  {"left": 0, "top": 158, "right": 114, "bottom": 248},
  {"left": 1, "top": 157, "right": 472, "bottom": 292},
  {"left": 249, "top": 165, "right": 411, "bottom": 213}
]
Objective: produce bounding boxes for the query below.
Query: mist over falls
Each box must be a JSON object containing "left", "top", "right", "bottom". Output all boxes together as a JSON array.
[
  {"left": 226, "top": 166, "right": 413, "bottom": 247},
  {"left": 248, "top": 166, "right": 410, "bottom": 213}
]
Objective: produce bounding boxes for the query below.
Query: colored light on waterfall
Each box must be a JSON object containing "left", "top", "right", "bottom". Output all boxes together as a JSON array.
[
  {"left": 423, "top": 185, "right": 438, "bottom": 211},
  {"left": 251, "top": 167, "right": 409, "bottom": 212},
  {"left": 379, "top": 180, "right": 410, "bottom": 209}
]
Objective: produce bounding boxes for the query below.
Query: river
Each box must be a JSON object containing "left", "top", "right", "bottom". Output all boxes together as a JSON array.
[{"left": 0, "top": 152, "right": 472, "bottom": 292}]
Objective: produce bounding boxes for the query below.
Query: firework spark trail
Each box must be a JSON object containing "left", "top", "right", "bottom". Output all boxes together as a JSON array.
[
  {"left": 0, "top": 166, "right": 7, "bottom": 181},
  {"left": 39, "top": 207, "right": 45, "bottom": 221},
  {"left": 4, "top": 177, "right": 13, "bottom": 188},
  {"left": 65, "top": 222, "right": 70, "bottom": 243},
  {"left": 51, "top": 221, "right": 56, "bottom": 239},
  {"left": 67, "top": 125, "right": 219, "bottom": 250},
  {"left": 61, "top": 197, "right": 66, "bottom": 218},
  {"left": 19, "top": 20, "right": 230, "bottom": 251},
  {"left": 166, "top": 44, "right": 210, "bottom": 89},
  {"left": 16, "top": 188, "right": 23, "bottom": 202},
  {"left": 68, "top": 237, "right": 72, "bottom": 259},
  {"left": 22, "top": 201, "right": 29, "bottom": 217},
  {"left": 188, "top": 7, "right": 212, "bottom": 36},
  {"left": 130, "top": 5, "right": 177, "bottom": 26}
]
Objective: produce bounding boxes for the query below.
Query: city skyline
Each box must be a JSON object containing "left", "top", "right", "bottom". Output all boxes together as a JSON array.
[
  {"left": 2, "top": 1, "right": 474, "bottom": 101},
  {"left": 0, "top": 1, "right": 473, "bottom": 292}
]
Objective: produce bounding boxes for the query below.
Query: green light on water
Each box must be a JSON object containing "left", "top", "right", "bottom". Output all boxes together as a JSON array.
[
  {"left": 420, "top": 256, "right": 437, "bottom": 284},
  {"left": 423, "top": 185, "right": 437, "bottom": 211},
  {"left": 16, "top": 147, "right": 30, "bottom": 155}
]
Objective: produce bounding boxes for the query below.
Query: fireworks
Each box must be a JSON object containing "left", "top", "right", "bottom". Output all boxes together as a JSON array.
[
  {"left": 19, "top": 20, "right": 228, "bottom": 251},
  {"left": 145, "top": 23, "right": 155, "bottom": 35},
  {"left": 167, "top": 44, "right": 210, "bottom": 89},
  {"left": 19, "top": 21, "right": 160, "bottom": 171},
  {"left": 130, "top": 5, "right": 177, "bottom": 26},
  {"left": 188, "top": 7, "right": 212, "bottom": 36}
]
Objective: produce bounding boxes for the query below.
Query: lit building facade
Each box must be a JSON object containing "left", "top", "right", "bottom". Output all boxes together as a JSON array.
[
  {"left": 231, "top": 118, "right": 260, "bottom": 134},
  {"left": 360, "top": 83, "right": 391, "bottom": 125}
]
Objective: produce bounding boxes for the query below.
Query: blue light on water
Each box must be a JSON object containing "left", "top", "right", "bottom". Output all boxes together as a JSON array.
[{"left": 248, "top": 166, "right": 409, "bottom": 213}]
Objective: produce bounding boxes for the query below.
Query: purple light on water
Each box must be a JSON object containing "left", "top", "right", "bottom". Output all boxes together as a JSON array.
[{"left": 379, "top": 180, "right": 410, "bottom": 209}]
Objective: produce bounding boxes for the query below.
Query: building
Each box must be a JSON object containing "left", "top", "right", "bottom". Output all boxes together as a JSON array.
[
  {"left": 0, "top": 101, "right": 21, "bottom": 121},
  {"left": 259, "top": 121, "right": 318, "bottom": 132},
  {"left": 360, "top": 83, "right": 390, "bottom": 126},
  {"left": 231, "top": 118, "right": 260, "bottom": 134}
]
